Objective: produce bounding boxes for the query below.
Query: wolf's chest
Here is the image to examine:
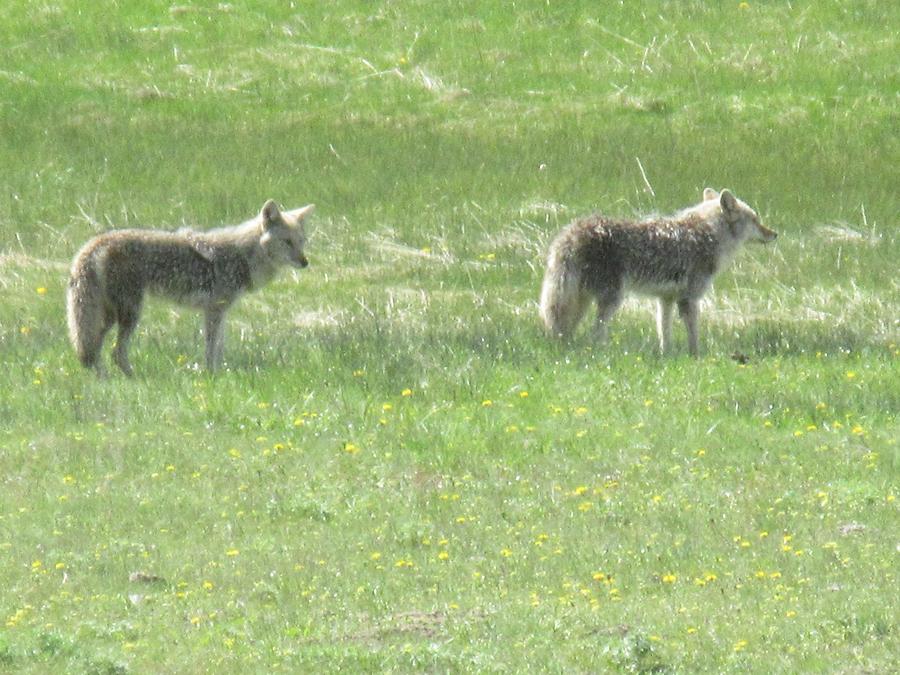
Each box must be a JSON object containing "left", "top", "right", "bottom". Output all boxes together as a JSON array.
[
  {"left": 148, "top": 247, "right": 252, "bottom": 307},
  {"left": 618, "top": 241, "right": 719, "bottom": 297},
  {"left": 625, "top": 276, "right": 691, "bottom": 297}
]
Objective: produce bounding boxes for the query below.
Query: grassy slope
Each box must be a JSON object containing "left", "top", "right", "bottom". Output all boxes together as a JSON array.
[{"left": 0, "top": 1, "right": 897, "bottom": 672}]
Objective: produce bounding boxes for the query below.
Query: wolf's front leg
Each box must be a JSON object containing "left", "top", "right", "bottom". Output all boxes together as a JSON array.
[
  {"left": 656, "top": 299, "right": 675, "bottom": 353},
  {"left": 204, "top": 307, "right": 227, "bottom": 371}
]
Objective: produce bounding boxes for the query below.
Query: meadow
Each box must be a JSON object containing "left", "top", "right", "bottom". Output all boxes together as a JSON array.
[{"left": 0, "top": 0, "right": 897, "bottom": 672}]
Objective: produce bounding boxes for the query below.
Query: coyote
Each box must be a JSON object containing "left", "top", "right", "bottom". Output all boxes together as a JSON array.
[
  {"left": 67, "top": 200, "right": 314, "bottom": 375},
  {"left": 539, "top": 188, "right": 776, "bottom": 355}
]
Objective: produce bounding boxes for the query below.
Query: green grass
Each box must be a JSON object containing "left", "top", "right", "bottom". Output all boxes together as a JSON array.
[{"left": 1, "top": 1, "right": 897, "bottom": 672}]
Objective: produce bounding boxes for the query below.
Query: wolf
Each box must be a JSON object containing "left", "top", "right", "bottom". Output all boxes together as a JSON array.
[
  {"left": 67, "top": 199, "right": 314, "bottom": 375},
  {"left": 539, "top": 188, "right": 776, "bottom": 356}
]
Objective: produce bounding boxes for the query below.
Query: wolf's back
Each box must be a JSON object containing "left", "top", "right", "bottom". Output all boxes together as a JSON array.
[{"left": 67, "top": 242, "right": 108, "bottom": 368}]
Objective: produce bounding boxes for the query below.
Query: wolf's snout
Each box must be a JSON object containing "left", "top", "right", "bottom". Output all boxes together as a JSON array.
[{"left": 758, "top": 224, "right": 777, "bottom": 242}]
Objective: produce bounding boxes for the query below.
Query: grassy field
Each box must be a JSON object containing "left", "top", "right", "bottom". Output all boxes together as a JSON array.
[{"left": 1, "top": 0, "right": 897, "bottom": 672}]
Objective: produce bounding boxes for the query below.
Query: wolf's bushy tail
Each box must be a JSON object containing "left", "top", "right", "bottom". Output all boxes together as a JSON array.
[
  {"left": 539, "top": 242, "right": 587, "bottom": 338},
  {"left": 67, "top": 250, "right": 107, "bottom": 369}
]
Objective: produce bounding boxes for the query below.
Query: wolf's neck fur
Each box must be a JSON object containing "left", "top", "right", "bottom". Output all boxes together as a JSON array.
[
  {"left": 200, "top": 216, "right": 280, "bottom": 288},
  {"left": 203, "top": 215, "right": 262, "bottom": 245},
  {"left": 676, "top": 201, "right": 746, "bottom": 262}
]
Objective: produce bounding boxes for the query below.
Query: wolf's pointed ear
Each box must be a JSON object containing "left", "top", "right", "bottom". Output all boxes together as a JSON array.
[
  {"left": 719, "top": 189, "right": 738, "bottom": 216},
  {"left": 261, "top": 199, "right": 280, "bottom": 226},
  {"left": 703, "top": 187, "right": 719, "bottom": 201},
  {"left": 286, "top": 204, "right": 315, "bottom": 223}
]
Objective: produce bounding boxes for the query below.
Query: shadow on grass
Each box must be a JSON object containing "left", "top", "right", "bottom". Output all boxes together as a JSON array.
[
  {"left": 127, "top": 309, "right": 892, "bottom": 383},
  {"left": 722, "top": 319, "right": 892, "bottom": 358}
]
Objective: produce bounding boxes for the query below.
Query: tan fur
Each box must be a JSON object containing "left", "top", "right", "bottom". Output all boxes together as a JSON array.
[
  {"left": 539, "top": 188, "right": 776, "bottom": 356},
  {"left": 67, "top": 200, "right": 314, "bottom": 375}
]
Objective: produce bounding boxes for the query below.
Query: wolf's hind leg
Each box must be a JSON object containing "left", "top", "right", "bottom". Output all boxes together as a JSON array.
[
  {"left": 79, "top": 311, "right": 115, "bottom": 375},
  {"left": 592, "top": 289, "right": 624, "bottom": 344},
  {"left": 553, "top": 290, "right": 591, "bottom": 339},
  {"left": 204, "top": 307, "right": 227, "bottom": 371},
  {"left": 90, "top": 313, "right": 116, "bottom": 377},
  {"left": 678, "top": 298, "right": 700, "bottom": 357},
  {"left": 112, "top": 303, "right": 141, "bottom": 377}
]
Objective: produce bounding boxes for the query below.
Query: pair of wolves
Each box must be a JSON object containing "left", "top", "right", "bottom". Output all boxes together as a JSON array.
[{"left": 67, "top": 188, "right": 775, "bottom": 375}]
